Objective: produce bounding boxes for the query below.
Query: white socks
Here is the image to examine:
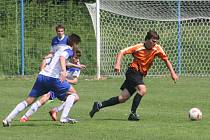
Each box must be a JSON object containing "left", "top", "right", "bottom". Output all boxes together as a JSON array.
[
  {"left": 60, "top": 95, "right": 75, "bottom": 120},
  {"left": 52, "top": 102, "right": 66, "bottom": 112},
  {"left": 5, "top": 101, "right": 28, "bottom": 122},
  {"left": 23, "top": 101, "right": 42, "bottom": 118}
]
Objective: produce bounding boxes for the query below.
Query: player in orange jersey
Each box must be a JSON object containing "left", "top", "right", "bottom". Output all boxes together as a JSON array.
[{"left": 89, "top": 30, "right": 178, "bottom": 121}]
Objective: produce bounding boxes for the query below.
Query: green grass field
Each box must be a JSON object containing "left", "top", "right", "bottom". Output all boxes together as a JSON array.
[{"left": 0, "top": 77, "right": 210, "bottom": 140}]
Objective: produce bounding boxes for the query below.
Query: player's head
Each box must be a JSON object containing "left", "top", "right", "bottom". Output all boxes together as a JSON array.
[
  {"left": 68, "top": 33, "right": 81, "bottom": 49},
  {"left": 72, "top": 48, "right": 82, "bottom": 64},
  {"left": 55, "top": 24, "right": 65, "bottom": 38},
  {"left": 144, "top": 30, "right": 160, "bottom": 49},
  {"left": 75, "top": 48, "right": 82, "bottom": 58}
]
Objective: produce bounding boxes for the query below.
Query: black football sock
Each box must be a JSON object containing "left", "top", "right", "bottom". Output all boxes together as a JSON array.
[
  {"left": 131, "top": 94, "right": 143, "bottom": 114},
  {"left": 100, "top": 96, "right": 120, "bottom": 109}
]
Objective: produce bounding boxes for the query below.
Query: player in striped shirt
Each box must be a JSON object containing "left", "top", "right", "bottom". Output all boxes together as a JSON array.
[{"left": 89, "top": 30, "right": 178, "bottom": 121}]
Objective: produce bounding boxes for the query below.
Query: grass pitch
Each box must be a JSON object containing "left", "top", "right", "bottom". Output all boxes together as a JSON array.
[{"left": 0, "top": 77, "right": 210, "bottom": 140}]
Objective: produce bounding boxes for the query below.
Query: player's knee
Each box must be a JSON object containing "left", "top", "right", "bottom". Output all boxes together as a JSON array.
[
  {"left": 140, "top": 89, "right": 146, "bottom": 96},
  {"left": 75, "top": 95, "right": 79, "bottom": 101},
  {"left": 119, "top": 89, "right": 130, "bottom": 103},
  {"left": 25, "top": 97, "right": 36, "bottom": 105},
  {"left": 40, "top": 96, "right": 50, "bottom": 104},
  {"left": 71, "top": 93, "right": 79, "bottom": 101},
  {"left": 137, "top": 85, "right": 146, "bottom": 96},
  {"left": 118, "top": 95, "right": 129, "bottom": 103}
]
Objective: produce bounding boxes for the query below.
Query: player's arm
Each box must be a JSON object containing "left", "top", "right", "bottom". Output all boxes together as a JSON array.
[
  {"left": 78, "top": 64, "right": 86, "bottom": 69},
  {"left": 114, "top": 50, "right": 124, "bottom": 74},
  {"left": 164, "top": 59, "right": 178, "bottom": 82},
  {"left": 39, "top": 59, "right": 47, "bottom": 71},
  {"left": 39, "top": 53, "right": 54, "bottom": 71},
  {"left": 43, "top": 53, "right": 54, "bottom": 59},
  {"left": 59, "top": 56, "right": 67, "bottom": 82},
  {"left": 114, "top": 45, "right": 137, "bottom": 74},
  {"left": 66, "top": 62, "right": 86, "bottom": 69},
  {"left": 66, "top": 77, "right": 78, "bottom": 85},
  {"left": 157, "top": 46, "right": 178, "bottom": 82},
  {"left": 59, "top": 49, "right": 74, "bottom": 82}
]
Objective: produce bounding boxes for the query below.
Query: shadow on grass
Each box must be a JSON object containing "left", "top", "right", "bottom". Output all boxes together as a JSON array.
[
  {"left": 8, "top": 120, "right": 77, "bottom": 127},
  {"left": 89, "top": 118, "right": 128, "bottom": 122}
]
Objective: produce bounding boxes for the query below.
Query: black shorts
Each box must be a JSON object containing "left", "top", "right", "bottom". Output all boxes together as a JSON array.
[{"left": 120, "top": 67, "right": 144, "bottom": 96}]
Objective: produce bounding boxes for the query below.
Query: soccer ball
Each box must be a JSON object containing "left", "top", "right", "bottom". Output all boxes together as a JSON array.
[{"left": 189, "top": 107, "right": 202, "bottom": 121}]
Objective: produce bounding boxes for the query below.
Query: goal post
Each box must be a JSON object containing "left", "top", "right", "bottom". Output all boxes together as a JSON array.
[{"left": 86, "top": 0, "right": 210, "bottom": 78}]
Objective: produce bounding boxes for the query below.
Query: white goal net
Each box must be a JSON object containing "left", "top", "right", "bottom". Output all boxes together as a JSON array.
[{"left": 86, "top": 0, "right": 210, "bottom": 78}]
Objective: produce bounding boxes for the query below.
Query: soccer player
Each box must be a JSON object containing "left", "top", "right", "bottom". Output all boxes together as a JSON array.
[
  {"left": 89, "top": 30, "right": 178, "bottom": 121},
  {"left": 19, "top": 51, "right": 85, "bottom": 122},
  {"left": 40, "top": 24, "right": 69, "bottom": 70},
  {"left": 2, "top": 34, "right": 81, "bottom": 127},
  {"left": 51, "top": 24, "right": 69, "bottom": 47}
]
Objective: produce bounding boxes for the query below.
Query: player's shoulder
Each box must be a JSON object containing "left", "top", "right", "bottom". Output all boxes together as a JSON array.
[
  {"left": 123, "top": 43, "right": 143, "bottom": 51},
  {"left": 132, "top": 43, "right": 144, "bottom": 49},
  {"left": 154, "top": 44, "right": 165, "bottom": 52},
  {"left": 64, "top": 35, "right": 69, "bottom": 39},
  {"left": 51, "top": 36, "right": 58, "bottom": 41},
  {"left": 130, "top": 43, "right": 145, "bottom": 52},
  {"left": 63, "top": 35, "right": 69, "bottom": 41},
  {"left": 62, "top": 46, "right": 74, "bottom": 57},
  {"left": 54, "top": 45, "right": 72, "bottom": 56}
]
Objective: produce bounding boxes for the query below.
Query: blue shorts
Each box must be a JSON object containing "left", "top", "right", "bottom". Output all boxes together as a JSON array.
[
  {"left": 49, "top": 91, "right": 69, "bottom": 101},
  {"left": 28, "top": 74, "right": 70, "bottom": 99},
  {"left": 49, "top": 91, "right": 57, "bottom": 100}
]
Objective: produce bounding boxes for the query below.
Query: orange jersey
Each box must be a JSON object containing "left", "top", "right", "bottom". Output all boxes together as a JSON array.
[{"left": 122, "top": 43, "right": 168, "bottom": 75}]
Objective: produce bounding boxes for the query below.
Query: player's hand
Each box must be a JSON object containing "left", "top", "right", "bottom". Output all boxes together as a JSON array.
[
  {"left": 80, "top": 64, "right": 86, "bottom": 69},
  {"left": 171, "top": 73, "right": 179, "bottom": 83},
  {"left": 59, "top": 71, "right": 67, "bottom": 82},
  {"left": 114, "top": 64, "right": 121, "bottom": 74},
  {"left": 114, "top": 67, "right": 121, "bottom": 74}
]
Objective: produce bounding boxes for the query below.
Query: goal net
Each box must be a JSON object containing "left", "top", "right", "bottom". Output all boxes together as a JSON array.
[{"left": 86, "top": 0, "right": 210, "bottom": 77}]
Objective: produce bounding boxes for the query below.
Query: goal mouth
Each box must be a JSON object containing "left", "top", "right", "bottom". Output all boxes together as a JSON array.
[{"left": 86, "top": 0, "right": 210, "bottom": 77}]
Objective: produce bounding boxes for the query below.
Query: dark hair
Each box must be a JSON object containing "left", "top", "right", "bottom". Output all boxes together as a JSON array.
[
  {"left": 55, "top": 24, "right": 65, "bottom": 31},
  {"left": 144, "top": 30, "right": 160, "bottom": 41},
  {"left": 68, "top": 33, "right": 81, "bottom": 46}
]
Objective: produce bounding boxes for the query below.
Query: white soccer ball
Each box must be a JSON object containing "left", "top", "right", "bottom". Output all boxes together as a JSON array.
[{"left": 189, "top": 107, "right": 202, "bottom": 121}]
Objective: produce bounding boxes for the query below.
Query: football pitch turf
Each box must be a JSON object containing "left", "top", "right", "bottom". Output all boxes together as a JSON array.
[{"left": 0, "top": 77, "right": 210, "bottom": 140}]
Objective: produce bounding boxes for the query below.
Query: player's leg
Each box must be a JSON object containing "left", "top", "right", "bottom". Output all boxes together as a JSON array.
[
  {"left": 3, "top": 74, "right": 50, "bottom": 127},
  {"left": 89, "top": 87, "right": 130, "bottom": 118},
  {"left": 60, "top": 93, "right": 79, "bottom": 123},
  {"left": 47, "top": 90, "right": 56, "bottom": 103},
  {"left": 49, "top": 102, "right": 65, "bottom": 121},
  {"left": 126, "top": 68, "right": 145, "bottom": 121},
  {"left": 128, "top": 84, "right": 146, "bottom": 121},
  {"left": 2, "top": 97, "right": 35, "bottom": 127},
  {"left": 49, "top": 87, "right": 79, "bottom": 121},
  {"left": 20, "top": 92, "right": 51, "bottom": 122},
  {"left": 51, "top": 79, "right": 78, "bottom": 123}
]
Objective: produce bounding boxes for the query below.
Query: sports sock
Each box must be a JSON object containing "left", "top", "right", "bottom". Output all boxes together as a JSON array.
[
  {"left": 24, "top": 101, "right": 42, "bottom": 118},
  {"left": 5, "top": 101, "right": 28, "bottom": 122},
  {"left": 100, "top": 96, "right": 119, "bottom": 109},
  {"left": 131, "top": 94, "right": 142, "bottom": 113},
  {"left": 53, "top": 102, "right": 66, "bottom": 112},
  {"left": 60, "top": 95, "right": 75, "bottom": 119}
]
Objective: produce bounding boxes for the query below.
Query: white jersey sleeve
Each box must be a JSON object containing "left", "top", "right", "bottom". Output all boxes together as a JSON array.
[{"left": 39, "top": 45, "right": 73, "bottom": 78}]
